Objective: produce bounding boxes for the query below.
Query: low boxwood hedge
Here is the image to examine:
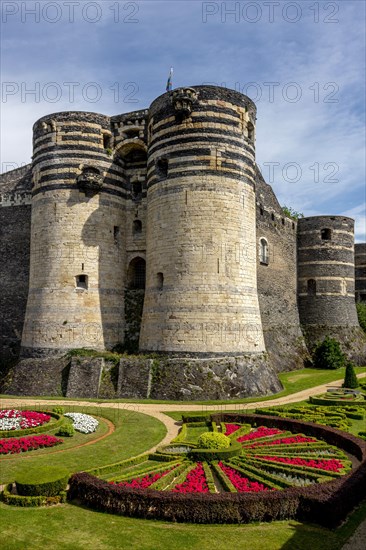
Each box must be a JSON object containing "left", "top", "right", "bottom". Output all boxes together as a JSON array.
[
  {"left": 15, "top": 466, "right": 69, "bottom": 497},
  {"left": 2, "top": 483, "right": 67, "bottom": 507}
]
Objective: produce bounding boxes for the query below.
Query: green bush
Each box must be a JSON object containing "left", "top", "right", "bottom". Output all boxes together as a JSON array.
[
  {"left": 356, "top": 303, "right": 366, "bottom": 333},
  {"left": 15, "top": 466, "right": 69, "bottom": 497},
  {"left": 52, "top": 406, "right": 65, "bottom": 415},
  {"left": 56, "top": 422, "right": 75, "bottom": 437},
  {"left": 197, "top": 432, "right": 230, "bottom": 450},
  {"left": 343, "top": 361, "right": 359, "bottom": 389},
  {"left": 312, "top": 337, "right": 346, "bottom": 369}
]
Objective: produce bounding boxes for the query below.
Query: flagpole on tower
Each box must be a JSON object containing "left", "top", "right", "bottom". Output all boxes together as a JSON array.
[{"left": 166, "top": 67, "right": 173, "bottom": 92}]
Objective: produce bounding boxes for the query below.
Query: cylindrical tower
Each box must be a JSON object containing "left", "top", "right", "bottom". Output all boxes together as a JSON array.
[
  {"left": 139, "top": 86, "right": 265, "bottom": 354},
  {"left": 21, "top": 111, "right": 126, "bottom": 356},
  {"left": 355, "top": 243, "right": 366, "bottom": 303},
  {"left": 297, "top": 216, "right": 359, "bottom": 325}
]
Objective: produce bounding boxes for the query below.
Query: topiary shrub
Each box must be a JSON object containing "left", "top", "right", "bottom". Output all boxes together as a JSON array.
[
  {"left": 52, "top": 406, "right": 65, "bottom": 415},
  {"left": 56, "top": 422, "right": 75, "bottom": 437},
  {"left": 197, "top": 432, "right": 230, "bottom": 450},
  {"left": 312, "top": 337, "right": 346, "bottom": 370},
  {"left": 343, "top": 361, "right": 359, "bottom": 389},
  {"left": 15, "top": 466, "right": 69, "bottom": 497}
]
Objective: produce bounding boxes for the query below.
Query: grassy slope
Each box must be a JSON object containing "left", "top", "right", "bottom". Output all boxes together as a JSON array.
[{"left": 0, "top": 501, "right": 365, "bottom": 550}]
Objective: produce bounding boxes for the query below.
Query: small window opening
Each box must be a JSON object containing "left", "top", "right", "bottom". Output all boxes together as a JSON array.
[
  {"left": 76, "top": 274, "right": 88, "bottom": 290},
  {"left": 292, "top": 222, "right": 295, "bottom": 230},
  {"left": 132, "top": 181, "right": 142, "bottom": 199},
  {"left": 156, "top": 158, "right": 168, "bottom": 179},
  {"left": 114, "top": 226, "right": 120, "bottom": 243},
  {"left": 307, "top": 279, "right": 316, "bottom": 296},
  {"left": 133, "top": 219, "right": 142, "bottom": 234},
  {"left": 259, "top": 238, "right": 269, "bottom": 265},
  {"left": 260, "top": 206, "right": 264, "bottom": 216},
  {"left": 157, "top": 272, "right": 164, "bottom": 290},
  {"left": 281, "top": 218, "right": 285, "bottom": 225},
  {"left": 247, "top": 122, "right": 254, "bottom": 142},
  {"left": 124, "top": 129, "right": 140, "bottom": 140},
  {"left": 103, "top": 134, "right": 112, "bottom": 149},
  {"left": 81, "top": 263, "right": 84, "bottom": 271},
  {"left": 271, "top": 213, "right": 275, "bottom": 221},
  {"left": 321, "top": 228, "right": 332, "bottom": 241}
]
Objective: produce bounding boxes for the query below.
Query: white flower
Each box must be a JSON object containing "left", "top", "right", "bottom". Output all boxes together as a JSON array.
[{"left": 64, "top": 413, "right": 99, "bottom": 434}]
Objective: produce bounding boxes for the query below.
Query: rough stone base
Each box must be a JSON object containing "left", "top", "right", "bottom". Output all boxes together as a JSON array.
[
  {"left": 118, "top": 354, "right": 283, "bottom": 400},
  {"left": 66, "top": 357, "right": 103, "bottom": 398},
  {"left": 1, "top": 357, "right": 70, "bottom": 396},
  {"left": 262, "top": 326, "right": 310, "bottom": 373},
  {"left": 1, "top": 352, "right": 284, "bottom": 401},
  {"left": 301, "top": 325, "right": 366, "bottom": 365}
]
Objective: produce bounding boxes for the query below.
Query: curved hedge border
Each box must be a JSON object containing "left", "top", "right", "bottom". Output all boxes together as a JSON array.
[
  {"left": 0, "top": 411, "right": 62, "bottom": 438},
  {"left": 16, "top": 466, "right": 69, "bottom": 497},
  {"left": 309, "top": 396, "right": 366, "bottom": 407},
  {"left": 2, "top": 484, "right": 67, "bottom": 507},
  {"left": 69, "top": 413, "right": 366, "bottom": 528}
]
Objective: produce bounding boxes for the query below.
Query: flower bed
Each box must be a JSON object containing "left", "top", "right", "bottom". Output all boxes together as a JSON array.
[
  {"left": 224, "top": 424, "right": 241, "bottom": 436},
  {"left": 0, "top": 410, "right": 51, "bottom": 431},
  {"left": 69, "top": 413, "right": 366, "bottom": 527},
  {"left": 0, "top": 434, "right": 62, "bottom": 455},
  {"left": 64, "top": 413, "right": 98, "bottom": 434},
  {"left": 218, "top": 462, "right": 270, "bottom": 492},
  {"left": 114, "top": 468, "right": 174, "bottom": 489}
]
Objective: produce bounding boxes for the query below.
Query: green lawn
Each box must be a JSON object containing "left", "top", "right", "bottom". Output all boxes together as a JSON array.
[
  {"left": 0, "top": 406, "right": 166, "bottom": 484},
  {"left": 0, "top": 500, "right": 365, "bottom": 550}
]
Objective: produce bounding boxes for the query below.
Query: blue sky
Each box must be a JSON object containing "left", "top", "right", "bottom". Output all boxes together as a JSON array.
[{"left": 1, "top": 0, "right": 365, "bottom": 240}]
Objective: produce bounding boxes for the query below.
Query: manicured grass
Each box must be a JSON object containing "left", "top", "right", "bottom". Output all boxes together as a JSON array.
[
  {"left": 1, "top": 367, "right": 364, "bottom": 406},
  {"left": 0, "top": 406, "right": 166, "bottom": 484},
  {"left": 0, "top": 499, "right": 365, "bottom": 550}
]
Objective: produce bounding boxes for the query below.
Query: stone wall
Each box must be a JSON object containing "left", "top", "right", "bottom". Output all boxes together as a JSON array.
[
  {"left": 355, "top": 243, "right": 366, "bottom": 303},
  {"left": 255, "top": 168, "right": 308, "bottom": 372}
]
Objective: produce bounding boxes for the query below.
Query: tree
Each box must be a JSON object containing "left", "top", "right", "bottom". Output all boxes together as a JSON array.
[
  {"left": 282, "top": 205, "right": 304, "bottom": 220},
  {"left": 356, "top": 303, "right": 366, "bottom": 333},
  {"left": 343, "top": 361, "right": 359, "bottom": 389},
  {"left": 312, "top": 337, "right": 346, "bottom": 370}
]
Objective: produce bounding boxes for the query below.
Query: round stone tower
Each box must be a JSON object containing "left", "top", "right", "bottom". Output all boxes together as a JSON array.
[
  {"left": 21, "top": 111, "right": 125, "bottom": 356},
  {"left": 139, "top": 86, "right": 265, "bottom": 354},
  {"left": 297, "top": 216, "right": 359, "bottom": 325},
  {"left": 355, "top": 243, "right": 366, "bottom": 303}
]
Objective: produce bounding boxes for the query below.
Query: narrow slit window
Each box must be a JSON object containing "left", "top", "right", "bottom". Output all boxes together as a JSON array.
[
  {"left": 307, "top": 279, "right": 316, "bottom": 296},
  {"left": 157, "top": 272, "right": 164, "bottom": 290},
  {"left": 114, "top": 226, "right": 120, "bottom": 243},
  {"left": 259, "top": 238, "right": 269, "bottom": 265},
  {"left": 156, "top": 158, "right": 168, "bottom": 179}
]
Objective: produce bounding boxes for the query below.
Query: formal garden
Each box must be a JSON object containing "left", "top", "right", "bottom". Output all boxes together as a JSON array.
[{"left": 1, "top": 365, "right": 366, "bottom": 549}]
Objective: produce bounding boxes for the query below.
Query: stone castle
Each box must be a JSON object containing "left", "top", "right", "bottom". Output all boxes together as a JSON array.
[{"left": 1, "top": 86, "right": 365, "bottom": 399}]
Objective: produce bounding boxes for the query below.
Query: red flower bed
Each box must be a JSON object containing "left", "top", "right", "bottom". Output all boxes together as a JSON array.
[
  {"left": 237, "top": 426, "right": 283, "bottom": 443},
  {"left": 0, "top": 409, "right": 51, "bottom": 430},
  {"left": 249, "top": 435, "right": 317, "bottom": 448},
  {"left": 114, "top": 468, "right": 174, "bottom": 489},
  {"left": 0, "top": 434, "right": 62, "bottom": 455},
  {"left": 224, "top": 424, "right": 241, "bottom": 436},
  {"left": 257, "top": 455, "right": 345, "bottom": 472},
  {"left": 218, "top": 462, "right": 271, "bottom": 492},
  {"left": 171, "top": 463, "right": 209, "bottom": 494}
]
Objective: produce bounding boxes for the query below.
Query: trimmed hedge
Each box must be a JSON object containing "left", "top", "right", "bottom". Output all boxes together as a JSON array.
[
  {"left": 188, "top": 441, "right": 242, "bottom": 461},
  {"left": 15, "top": 466, "right": 69, "bottom": 497},
  {"left": 85, "top": 454, "right": 146, "bottom": 477},
  {"left": 197, "top": 432, "right": 230, "bottom": 450},
  {"left": 0, "top": 411, "right": 62, "bottom": 438},
  {"left": 309, "top": 396, "right": 366, "bottom": 407},
  {"left": 2, "top": 484, "right": 66, "bottom": 507}
]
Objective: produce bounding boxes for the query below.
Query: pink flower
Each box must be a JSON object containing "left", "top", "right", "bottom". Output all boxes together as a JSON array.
[
  {"left": 237, "top": 426, "right": 283, "bottom": 443},
  {"left": 218, "top": 462, "right": 271, "bottom": 492},
  {"left": 171, "top": 463, "right": 209, "bottom": 493},
  {"left": 224, "top": 424, "right": 241, "bottom": 436},
  {"left": 256, "top": 455, "right": 344, "bottom": 472},
  {"left": 0, "top": 434, "right": 62, "bottom": 454}
]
